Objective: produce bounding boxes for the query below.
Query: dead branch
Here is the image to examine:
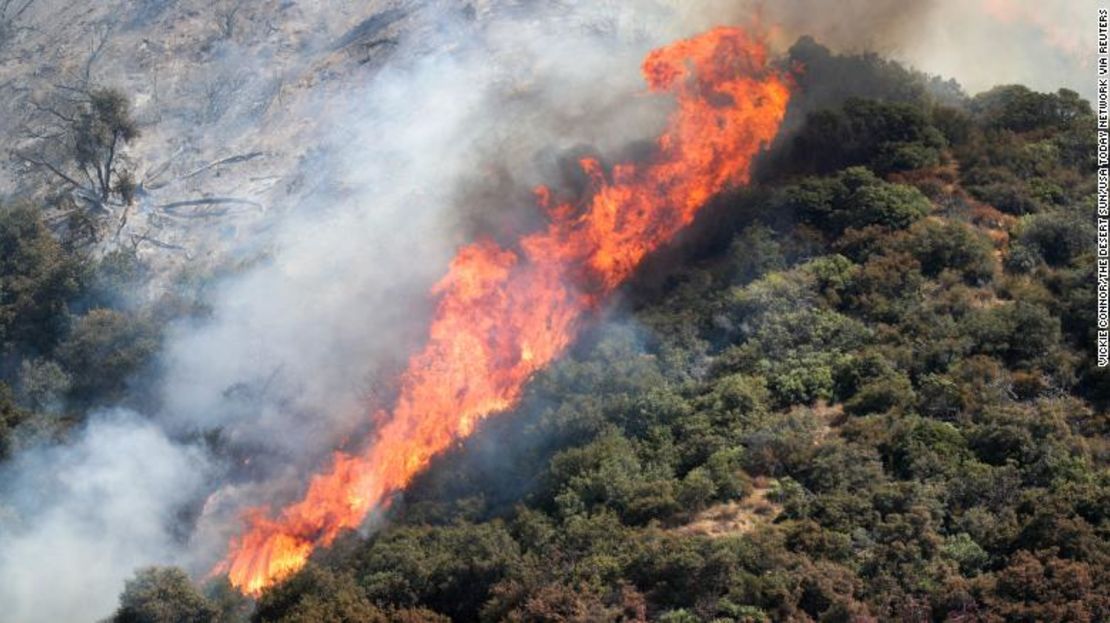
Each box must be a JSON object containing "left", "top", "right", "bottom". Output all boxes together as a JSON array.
[
  {"left": 79, "top": 24, "right": 110, "bottom": 87},
  {"left": 144, "top": 151, "right": 265, "bottom": 191},
  {"left": 159, "top": 197, "right": 263, "bottom": 217},
  {"left": 15, "top": 152, "right": 83, "bottom": 188},
  {"left": 129, "top": 231, "right": 191, "bottom": 256},
  {"left": 180, "top": 152, "right": 265, "bottom": 180}
]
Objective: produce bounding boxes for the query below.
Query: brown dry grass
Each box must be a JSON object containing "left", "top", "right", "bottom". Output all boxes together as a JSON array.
[{"left": 672, "top": 478, "right": 782, "bottom": 539}]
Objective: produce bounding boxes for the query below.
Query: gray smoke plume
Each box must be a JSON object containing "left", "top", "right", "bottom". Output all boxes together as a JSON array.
[{"left": 0, "top": 411, "right": 208, "bottom": 623}]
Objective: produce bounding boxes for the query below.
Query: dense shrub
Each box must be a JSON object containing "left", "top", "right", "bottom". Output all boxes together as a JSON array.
[
  {"left": 56, "top": 308, "right": 159, "bottom": 405},
  {"left": 0, "top": 204, "right": 82, "bottom": 354},
  {"left": 785, "top": 167, "right": 931, "bottom": 237},
  {"left": 98, "top": 54, "right": 1107, "bottom": 623},
  {"left": 112, "top": 567, "right": 219, "bottom": 623}
]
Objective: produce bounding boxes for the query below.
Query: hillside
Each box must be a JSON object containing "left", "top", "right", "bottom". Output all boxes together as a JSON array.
[
  {"left": 0, "top": 0, "right": 475, "bottom": 281},
  {"left": 0, "top": 4, "right": 1105, "bottom": 623},
  {"left": 110, "top": 41, "right": 1107, "bottom": 622}
]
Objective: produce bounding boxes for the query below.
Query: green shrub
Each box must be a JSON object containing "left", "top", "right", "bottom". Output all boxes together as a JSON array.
[
  {"left": 787, "top": 167, "right": 930, "bottom": 237},
  {"left": 897, "top": 219, "right": 996, "bottom": 284},
  {"left": 0, "top": 204, "right": 82, "bottom": 354},
  {"left": 56, "top": 309, "right": 159, "bottom": 405},
  {"left": 1012, "top": 211, "right": 1092, "bottom": 268},
  {"left": 112, "top": 567, "right": 218, "bottom": 623}
]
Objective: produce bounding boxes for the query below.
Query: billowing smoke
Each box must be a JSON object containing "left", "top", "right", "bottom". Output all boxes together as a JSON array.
[
  {"left": 0, "top": 0, "right": 1092, "bottom": 620},
  {"left": 0, "top": 411, "right": 208, "bottom": 623},
  {"left": 166, "top": 0, "right": 700, "bottom": 572}
]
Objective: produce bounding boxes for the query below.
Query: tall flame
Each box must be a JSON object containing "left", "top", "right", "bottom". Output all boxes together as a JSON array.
[{"left": 219, "top": 25, "right": 791, "bottom": 596}]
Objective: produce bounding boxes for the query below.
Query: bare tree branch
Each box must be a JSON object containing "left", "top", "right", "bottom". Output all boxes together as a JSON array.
[
  {"left": 28, "top": 99, "right": 76, "bottom": 124},
  {"left": 159, "top": 197, "right": 262, "bottom": 216},
  {"left": 79, "top": 24, "right": 110, "bottom": 88},
  {"left": 15, "top": 152, "right": 83, "bottom": 188},
  {"left": 130, "top": 231, "right": 191, "bottom": 257}
]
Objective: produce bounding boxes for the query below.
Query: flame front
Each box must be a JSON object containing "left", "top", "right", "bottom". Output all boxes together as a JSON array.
[{"left": 220, "top": 26, "right": 791, "bottom": 596}]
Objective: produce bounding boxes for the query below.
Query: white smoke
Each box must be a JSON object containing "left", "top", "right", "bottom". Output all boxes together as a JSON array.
[
  {"left": 0, "top": 411, "right": 208, "bottom": 623},
  {"left": 165, "top": 0, "right": 706, "bottom": 571}
]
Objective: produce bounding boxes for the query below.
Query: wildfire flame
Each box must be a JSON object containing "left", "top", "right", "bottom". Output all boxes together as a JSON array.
[{"left": 218, "top": 25, "right": 791, "bottom": 596}]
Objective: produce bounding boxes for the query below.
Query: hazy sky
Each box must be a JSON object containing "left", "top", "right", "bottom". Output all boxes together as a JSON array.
[
  {"left": 903, "top": 0, "right": 1093, "bottom": 98},
  {"left": 730, "top": 0, "right": 1095, "bottom": 99}
]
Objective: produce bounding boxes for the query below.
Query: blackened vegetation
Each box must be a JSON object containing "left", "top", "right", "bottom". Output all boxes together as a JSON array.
[
  {"left": 334, "top": 8, "right": 408, "bottom": 50},
  {"left": 71, "top": 40, "right": 1107, "bottom": 621},
  {"left": 333, "top": 7, "right": 406, "bottom": 65}
]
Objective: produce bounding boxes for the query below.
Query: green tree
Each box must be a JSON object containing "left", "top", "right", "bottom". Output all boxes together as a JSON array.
[
  {"left": 897, "top": 219, "right": 996, "bottom": 284},
  {"left": 971, "top": 86, "right": 1091, "bottom": 132},
  {"left": 112, "top": 567, "right": 218, "bottom": 623},
  {"left": 354, "top": 522, "right": 522, "bottom": 620},
  {"left": 786, "top": 167, "right": 930, "bottom": 238},
  {"left": 56, "top": 308, "right": 159, "bottom": 405},
  {"left": 16, "top": 356, "right": 70, "bottom": 413},
  {"left": 0, "top": 381, "right": 28, "bottom": 459},
  {"left": 1011, "top": 211, "right": 1092, "bottom": 269},
  {"left": 966, "top": 301, "right": 1060, "bottom": 366},
  {"left": 548, "top": 431, "right": 680, "bottom": 524},
  {"left": 727, "top": 225, "right": 785, "bottom": 286},
  {"left": 0, "top": 204, "right": 82, "bottom": 354},
  {"left": 254, "top": 564, "right": 390, "bottom": 623},
  {"left": 677, "top": 467, "right": 717, "bottom": 513},
  {"left": 786, "top": 98, "right": 946, "bottom": 175}
]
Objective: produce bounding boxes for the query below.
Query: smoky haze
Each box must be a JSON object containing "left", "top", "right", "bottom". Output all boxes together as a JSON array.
[
  {"left": 0, "top": 412, "right": 208, "bottom": 623},
  {"left": 747, "top": 0, "right": 1093, "bottom": 98},
  {"left": 0, "top": 0, "right": 1092, "bottom": 621}
]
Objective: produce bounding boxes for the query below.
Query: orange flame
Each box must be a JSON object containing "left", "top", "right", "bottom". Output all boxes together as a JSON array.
[{"left": 218, "top": 25, "right": 791, "bottom": 596}]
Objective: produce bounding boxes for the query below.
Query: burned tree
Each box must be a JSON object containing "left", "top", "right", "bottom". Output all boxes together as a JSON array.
[{"left": 18, "top": 86, "right": 140, "bottom": 207}]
